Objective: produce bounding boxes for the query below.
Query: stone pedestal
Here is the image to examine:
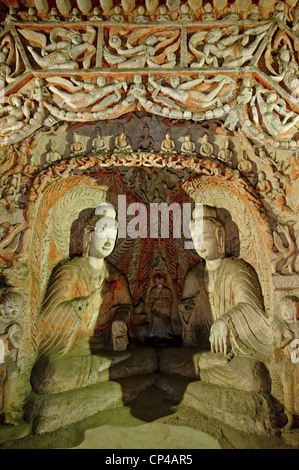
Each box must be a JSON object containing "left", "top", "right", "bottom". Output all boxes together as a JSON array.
[{"left": 181, "top": 381, "right": 281, "bottom": 435}]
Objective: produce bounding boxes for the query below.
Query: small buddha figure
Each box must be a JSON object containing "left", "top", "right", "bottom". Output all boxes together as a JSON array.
[
  {"left": 48, "top": 7, "right": 60, "bottom": 22},
  {"left": 70, "top": 131, "right": 84, "bottom": 155},
  {"left": 46, "top": 139, "right": 61, "bottom": 164},
  {"left": 248, "top": 4, "right": 261, "bottom": 21},
  {"left": 70, "top": 8, "right": 82, "bottom": 22},
  {"left": 90, "top": 7, "right": 103, "bottom": 21},
  {"left": 31, "top": 204, "right": 133, "bottom": 394},
  {"left": 180, "top": 206, "right": 272, "bottom": 390},
  {"left": 145, "top": 274, "right": 175, "bottom": 341},
  {"left": 199, "top": 134, "right": 214, "bottom": 158},
  {"left": 134, "top": 6, "right": 148, "bottom": 23},
  {"left": 138, "top": 124, "right": 154, "bottom": 152},
  {"left": 181, "top": 131, "right": 196, "bottom": 155},
  {"left": 202, "top": 3, "right": 216, "bottom": 21},
  {"left": 222, "top": 4, "right": 239, "bottom": 21},
  {"left": 114, "top": 124, "right": 132, "bottom": 153},
  {"left": 25, "top": 7, "right": 38, "bottom": 22},
  {"left": 237, "top": 153, "right": 254, "bottom": 184},
  {"left": 179, "top": 4, "right": 193, "bottom": 22},
  {"left": 218, "top": 141, "right": 233, "bottom": 165},
  {"left": 160, "top": 129, "right": 176, "bottom": 153},
  {"left": 111, "top": 6, "right": 125, "bottom": 22},
  {"left": 255, "top": 171, "right": 272, "bottom": 197},
  {"left": 274, "top": 296, "right": 299, "bottom": 429},
  {"left": 92, "top": 127, "right": 107, "bottom": 152},
  {"left": 157, "top": 5, "right": 170, "bottom": 22}
]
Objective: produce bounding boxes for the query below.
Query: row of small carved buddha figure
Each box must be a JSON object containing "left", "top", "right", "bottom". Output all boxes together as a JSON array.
[
  {"left": 2, "top": 2, "right": 297, "bottom": 26},
  {"left": 66, "top": 125, "right": 232, "bottom": 160}
]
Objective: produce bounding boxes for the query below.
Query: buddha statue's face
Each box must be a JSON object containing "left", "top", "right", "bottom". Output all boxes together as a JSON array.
[
  {"left": 88, "top": 218, "right": 117, "bottom": 259},
  {"left": 191, "top": 219, "right": 225, "bottom": 261},
  {"left": 0, "top": 296, "right": 22, "bottom": 318}
]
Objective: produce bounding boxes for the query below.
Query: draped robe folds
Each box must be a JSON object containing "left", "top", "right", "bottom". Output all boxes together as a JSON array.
[
  {"left": 38, "top": 257, "right": 133, "bottom": 358},
  {"left": 182, "top": 258, "right": 273, "bottom": 362}
]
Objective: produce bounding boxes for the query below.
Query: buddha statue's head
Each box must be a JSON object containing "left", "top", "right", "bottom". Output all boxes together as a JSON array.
[
  {"left": 0, "top": 291, "right": 23, "bottom": 320},
  {"left": 83, "top": 204, "right": 118, "bottom": 260},
  {"left": 190, "top": 206, "right": 226, "bottom": 261}
]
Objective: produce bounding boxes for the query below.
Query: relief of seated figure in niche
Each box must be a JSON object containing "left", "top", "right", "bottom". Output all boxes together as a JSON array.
[
  {"left": 31, "top": 203, "right": 134, "bottom": 395},
  {"left": 179, "top": 205, "right": 273, "bottom": 392}
]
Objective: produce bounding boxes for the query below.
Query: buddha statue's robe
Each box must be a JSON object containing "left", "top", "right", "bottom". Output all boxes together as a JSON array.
[
  {"left": 182, "top": 257, "right": 272, "bottom": 362},
  {"left": 38, "top": 257, "right": 133, "bottom": 358},
  {"left": 31, "top": 257, "right": 133, "bottom": 393}
]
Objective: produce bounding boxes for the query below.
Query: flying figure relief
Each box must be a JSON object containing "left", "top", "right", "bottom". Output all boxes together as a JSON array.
[
  {"left": 20, "top": 26, "right": 96, "bottom": 70},
  {"left": 251, "top": 86, "right": 299, "bottom": 136},
  {"left": 148, "top": 74, "right": 234, "bottom": 112},
  {"left": 46, "top": 76, "right": 127, "bottom": 112},
  {"left": 103, "top": 29, "right": 180, "bottom": 69},
  {"left": 189, "top": 24, "right": 270, "bottom": 68}
]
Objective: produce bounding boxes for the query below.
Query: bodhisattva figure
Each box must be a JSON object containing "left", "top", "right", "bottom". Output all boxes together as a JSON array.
[
  {"left": 274, "top": 296, "right": 299, "bottom": 429},
  {"left": 138, "top": 124, "right": 154, "bottom": 152},
  {"left": 0, "top": 291, "right": 24, "bottom": 424},
  {"left": 180, "top": 206, "right": 272, "bottom": 389},
  {"left": 31, "top": 205, "right": 133, "bottom": 394}
]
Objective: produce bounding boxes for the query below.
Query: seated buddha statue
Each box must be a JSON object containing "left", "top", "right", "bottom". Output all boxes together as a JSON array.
[
  {"left": 31, "top": 204, "right": 133, "bottom": 394},
  {"left": 179, "top": 206, "right": 273, "bottom": 391}
]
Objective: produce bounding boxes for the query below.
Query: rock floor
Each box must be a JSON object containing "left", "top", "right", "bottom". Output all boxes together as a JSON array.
[{"left": 0, "top": 384, "right": 298, "bottom": 449}]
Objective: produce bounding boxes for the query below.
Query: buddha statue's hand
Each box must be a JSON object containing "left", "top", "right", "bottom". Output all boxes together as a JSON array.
[{"left": 209, "top": 318, "right": 230, "bottom": 355}]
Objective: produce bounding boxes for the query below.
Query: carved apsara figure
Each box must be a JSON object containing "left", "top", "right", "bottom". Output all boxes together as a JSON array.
[
  {"left": 48, "top": 76, "right": 127, "bottom": 112},
  {"left": 0, "top": 96, "right": 31, "bottom": 136},
  {"left": 149, "top": 74, "right": 233, "bottom": 111},
  {"left": 253, "top": 87, "right": 299, "bottom": 136},
  {"left": 23, "top": 26, "right": 96, "bottom": 70},
  {"left": 189, "top": 24, "right": 269, "bottom": 68}
]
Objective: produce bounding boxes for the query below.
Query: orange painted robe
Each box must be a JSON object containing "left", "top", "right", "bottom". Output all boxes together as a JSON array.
[{"left": 38, "top": 257, "right": 133, "bottom": 357}]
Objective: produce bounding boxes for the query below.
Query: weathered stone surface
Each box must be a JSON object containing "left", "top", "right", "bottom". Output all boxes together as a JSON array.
[
  {"left": 199, "top": 356, "right": 271, "bottom": 393},
  {"left": 181, "top": 381, "right": 279, "bottom": 435},
  {"left": 0, "top": 422, "right": 31, "bottom": 444},
  {"left": 25, "top": 381, "right": 123, "bottom": 434},
  {"left": 109, "top": 347, "right": 157, "bottom": 379},
  {"left": 158, "top": 347, "right": 201, "bottom": 378},
  {"left": 155, "top": 373, "right": 195, "bottom": 403},
  {"left": 116, "top": 374, "right": 156, "bottom": 403}
]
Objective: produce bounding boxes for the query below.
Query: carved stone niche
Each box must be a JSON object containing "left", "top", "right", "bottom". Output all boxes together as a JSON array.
[{"left": 0, "top": 133, "right": 298, "bottom": 447}]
